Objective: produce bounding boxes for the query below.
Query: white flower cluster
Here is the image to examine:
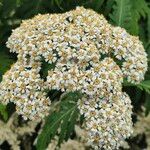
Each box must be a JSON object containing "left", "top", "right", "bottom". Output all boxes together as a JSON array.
[
  {"left": 47, "top": 57, "right": 123, "bottom": 97},
  {"left": 0, "top": 6, "right": 147, "bottom": 149},
  {"left": 78, "top": 93, "right": 133, "bottom": 149},
  {"left": 0, "top": 62, "right": 51, "bottom": 120}
]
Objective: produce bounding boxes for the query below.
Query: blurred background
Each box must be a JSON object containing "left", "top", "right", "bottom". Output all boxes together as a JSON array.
[{"left": 0, "top": 0, "right": 150, "bottom": 150}]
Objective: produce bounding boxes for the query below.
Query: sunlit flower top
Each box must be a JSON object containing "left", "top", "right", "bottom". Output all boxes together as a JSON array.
[{"left": 0, "top": 6, "right": 148, "bottom": 150}]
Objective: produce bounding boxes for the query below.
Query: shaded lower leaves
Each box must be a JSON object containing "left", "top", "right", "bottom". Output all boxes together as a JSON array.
[
  {"left": 123, "top": 80, "right": 150, "bottom": 94},
  {"left": 0, "top": 49, "right": 16, "bottom": 81},
  {"left": 40, "top": 60, "right": 55, "bottom": 80},
  {"left": 0, "top": 103, "right": 8, "bottom": 121},
  {"left": 145, "top": 93, "right": 150, "bottom": 115},
  {"left": 36, "top": 91, "right": 82, "bottom": 150},
  {"left": 137, "top": 80, "right": 150, "bottom": 94},
  {"left": 123, "top": 80, "right": 150, "bottom": 115}
]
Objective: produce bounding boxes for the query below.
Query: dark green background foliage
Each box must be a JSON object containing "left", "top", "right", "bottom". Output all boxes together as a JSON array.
[{"left": 0, "top": 0, "right": 150, "bottom": 149}]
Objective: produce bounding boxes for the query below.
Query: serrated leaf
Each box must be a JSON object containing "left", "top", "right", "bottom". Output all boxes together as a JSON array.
[
  {"left": 110, "top": 0, "right": 150, "bottom": 35},
  {"left": 123, "top": 80, "right": 150, "bottom": 94},
  {"left": 137, "top": 80, "right": 150, "bottom": 94},
  {"left": 36, "top": 92, "right": 82, "bottom": 150},
  {"left": 110, "top": 0, "right": 132, "bottom": 29},
  {"left": 131, "top": 0, "right": 149, "bottom": 19},
  {"left": 130, "top": 0, "right": 149, "bottom": 35}
]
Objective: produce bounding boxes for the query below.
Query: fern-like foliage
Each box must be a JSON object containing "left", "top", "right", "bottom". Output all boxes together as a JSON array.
[
  {"left": 110, "top": 0, "right": 150, "bottom": 35},
  {"left": 110, "top": 0, "right": 132, "bottom": 30},
  {"left": 130, "top": 0, "right": 149, "bottom": 35},
  {"left": 36, "top": 92, "right": 82, "bottom": 150}
]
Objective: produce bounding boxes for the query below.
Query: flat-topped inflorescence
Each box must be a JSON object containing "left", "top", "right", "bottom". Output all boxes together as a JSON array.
[{"left": 0, "top": 6, "right": 148, "bottom": 150}]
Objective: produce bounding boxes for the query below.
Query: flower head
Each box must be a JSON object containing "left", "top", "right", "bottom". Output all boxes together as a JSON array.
[{"left": 0, "top": 6, "right": 148, "bottom": 149}]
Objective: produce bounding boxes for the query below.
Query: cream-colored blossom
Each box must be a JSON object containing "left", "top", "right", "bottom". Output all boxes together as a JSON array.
[
  {"left": 78, "top": 92, "right": 133, "bottom": 149},
  {"left": 0, "top": 6, "right": 147, "bottom": 150}
]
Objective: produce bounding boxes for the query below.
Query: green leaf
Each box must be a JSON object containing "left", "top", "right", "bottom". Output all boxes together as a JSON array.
[
  {"left": 144, "top": 93, "right": 150, "bottom": 116},
  {"left": 123, "top": 80, "right": 150, "bottom": 94},
  {"left": 137, "top": 80, "right": 150, "bottom": 94},
  {"left": 40, "top": 60, "right": 55, "bottom": 79},
  {"left": 110, "top": 0, "right": 132, "bottom": 29},
  {"left": 130, "top": 0, "right": 149, "bottom": 35},
  {"left": 110, "top": 0, "right": 150, "bottom": 35},
  {"left": 104, "top": 0, "right": 115, "bottom": 16},
  {"left": 0, "top": 103, "right": 8, "bottom": 121},
  {"left": 131, "top": 0, "right": 149, "bottom": 19},
  {"left": 0, "top": 50, "right": 16, "bottom": 81},
  {"left": 91, "top": 0, "right": 105, "bottom": 11},
  {"left": 36, "top": 91, "right": 82, "bottom": 150},
  {"left": 15, "top": 0, "right": 46, "bottom": 18},
  {"left": 147, "top": 9, "right": 150, "bottom": 43},
  {"left": 0, "top": 0, "right": 18, "bottom": 18},
  {"left": 54, "top": 0, "right": 64, "bottom": 10}
]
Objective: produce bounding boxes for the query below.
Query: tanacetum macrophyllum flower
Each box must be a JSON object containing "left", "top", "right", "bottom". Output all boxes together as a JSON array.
[{"left": 0, "top": 7, "right": 147, "bottom": 149}]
